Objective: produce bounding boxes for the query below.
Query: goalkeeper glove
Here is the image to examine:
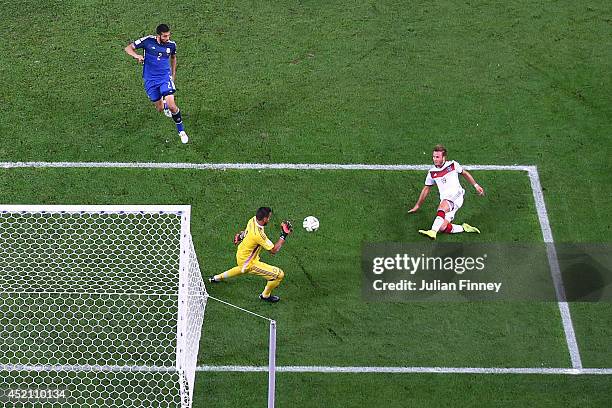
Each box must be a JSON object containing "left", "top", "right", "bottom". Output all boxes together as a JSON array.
[
  {"left": 233, "top": 230, "right": 246, "bottom": 245},
  {"left": 280, "top": 220, "right": 293, "bottom": 240}
]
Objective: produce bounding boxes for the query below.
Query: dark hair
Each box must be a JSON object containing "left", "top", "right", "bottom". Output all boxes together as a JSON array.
[
  {"left": 433, "top": 144, "right": 447, "bottom": 157},
  {"left": 156, "top": 24, "right": 170, "bottom": 35},
  {"left": 256, "top": 207, "right": 272, "bottom": 221}
]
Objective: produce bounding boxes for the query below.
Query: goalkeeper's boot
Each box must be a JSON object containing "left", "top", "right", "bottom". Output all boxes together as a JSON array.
[
  {"left": 418, "top": 229, "right": 437, "bottom": 240},
  {"left": 461, "top": 223, "right": 480, "bottom": 234},
  {"left": 208, "top": 276, "right": 221, "bottom": 284},
  {"left": 179, "top": 131, "right": 189, "bottom": 144},
  {"left": 259, "top": 294, "right": 280, "bottom": 303}
]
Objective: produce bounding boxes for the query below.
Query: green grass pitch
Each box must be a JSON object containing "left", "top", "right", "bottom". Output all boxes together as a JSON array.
[{"left": 2, "top": 0, "right": 611, "bottom": 407}]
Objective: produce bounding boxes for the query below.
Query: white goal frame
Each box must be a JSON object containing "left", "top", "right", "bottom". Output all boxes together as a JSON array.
[{"left": 0, "top": 204, "right": 207, "bottom": 407}]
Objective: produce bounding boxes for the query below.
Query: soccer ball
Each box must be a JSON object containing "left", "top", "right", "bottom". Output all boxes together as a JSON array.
[{"left": 303, "top": 216, "right": 319, "bottom": 232}]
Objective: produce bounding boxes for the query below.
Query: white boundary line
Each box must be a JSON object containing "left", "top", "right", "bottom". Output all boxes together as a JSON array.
[
  {"left": 196, "top": 365, "right": 612, "bottom": 375},
  {"left": 3, "top": 364, "right": 610, "bottom": 375},
  {"left": 0, "top": 161, "right": 531, "bottom": 172},
  {"left": 0, "top": 161, "right": 585, "bottom": 373},
  {"left": 527, "top": 168, "right": 582, "bottom": 369}
]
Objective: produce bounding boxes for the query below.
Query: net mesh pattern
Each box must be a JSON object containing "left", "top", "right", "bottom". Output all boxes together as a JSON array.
[{"left": 0, "top": 208, "right": 206, "bottom": 408}]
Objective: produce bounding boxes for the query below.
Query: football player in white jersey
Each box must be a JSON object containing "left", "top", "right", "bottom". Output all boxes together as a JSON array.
[{"left": 408, "top": 144, "right": 485, "bottom": 240}]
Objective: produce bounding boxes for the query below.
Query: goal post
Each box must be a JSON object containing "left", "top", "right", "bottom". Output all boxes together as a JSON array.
[{"left": 0, "top": 205, "right": 207, "bottom": 407}]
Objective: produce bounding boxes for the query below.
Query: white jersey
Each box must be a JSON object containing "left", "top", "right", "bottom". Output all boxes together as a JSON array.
[{"left": 425, "top": 160, "right": 465, "bottom": 202}]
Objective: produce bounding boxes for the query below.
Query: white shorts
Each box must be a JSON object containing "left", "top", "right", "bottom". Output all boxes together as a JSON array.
[{"left": 442, "top": 192, "right": 464, "bottom": 222}]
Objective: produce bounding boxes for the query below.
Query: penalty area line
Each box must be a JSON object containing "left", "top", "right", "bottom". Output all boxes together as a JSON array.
[
  {"left": 0, "top": 161, "right": 534, "bottom": 172},
  {"left": 528, "top": 168, "right": 582, "bottom": 369},
  {"left": 2, "top": 161, "right": 582, "bottom": 371},
  {"left": 196, "top": 365, "right": 612, "bottom": 375}
]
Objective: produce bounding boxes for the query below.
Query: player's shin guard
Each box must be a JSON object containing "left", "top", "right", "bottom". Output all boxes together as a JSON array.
[
  {"left": 431, "top": 210, "right": 446, "bottom": 232},
  {"left": 171, "top": 109, "right": 185, "bottom": 132}
]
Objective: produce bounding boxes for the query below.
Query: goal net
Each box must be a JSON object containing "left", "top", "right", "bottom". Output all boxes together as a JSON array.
[{"left": 0, "top": 205, "right": 207, "bottom": 407}]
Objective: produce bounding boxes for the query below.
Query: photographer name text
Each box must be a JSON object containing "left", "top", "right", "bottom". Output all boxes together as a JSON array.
[{"left": 372, "top": 279, "right": 502, "bottom": 293}]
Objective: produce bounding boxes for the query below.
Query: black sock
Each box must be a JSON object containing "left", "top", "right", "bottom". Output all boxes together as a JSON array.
[
  {"left": 172, "top": 109, "right": 182, "bottom": 124},
  {"left": 171, "top": 109, "right": 184, "bottom": 132}
]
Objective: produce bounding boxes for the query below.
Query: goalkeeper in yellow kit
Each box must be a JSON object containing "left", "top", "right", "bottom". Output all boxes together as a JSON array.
[{"left": 208, "top": 207, "right": 293, "bottom": 303}]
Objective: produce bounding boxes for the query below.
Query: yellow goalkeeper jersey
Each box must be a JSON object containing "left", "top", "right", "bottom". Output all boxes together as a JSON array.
[{"left": 236, "top": 217, "right": 275, "bottom": 267}]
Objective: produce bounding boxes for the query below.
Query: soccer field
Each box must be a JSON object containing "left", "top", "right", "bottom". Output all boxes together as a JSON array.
[{"left": 2, "top": 0, "right": 612, "bottom": 407}]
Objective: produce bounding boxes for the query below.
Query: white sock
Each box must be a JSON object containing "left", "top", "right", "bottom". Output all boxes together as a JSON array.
[
  {"left": 451, "top": 224, "right": 464, "bottom": 233},
  {"left": 431, "top": 216, "right": 445, "bottom": 232}
]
